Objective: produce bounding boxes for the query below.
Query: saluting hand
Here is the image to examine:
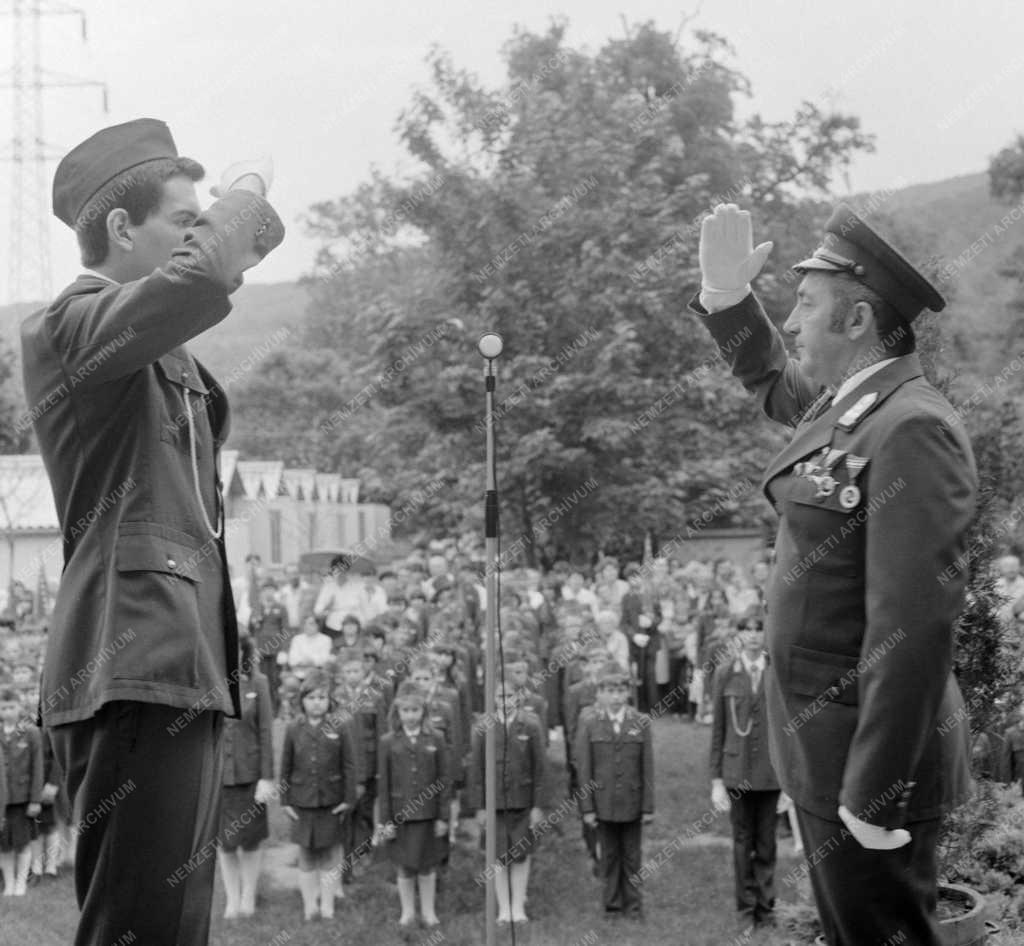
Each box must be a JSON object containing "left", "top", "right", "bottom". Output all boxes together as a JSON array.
[
  {"left": 698, "top": 203, "right": 773, "bottom": 292},
  {"left": 838, "top": 805, "right": 911, "bottom": 850},
  {"left": 210, "top": 156, "right": 274, "bottom": 199}
]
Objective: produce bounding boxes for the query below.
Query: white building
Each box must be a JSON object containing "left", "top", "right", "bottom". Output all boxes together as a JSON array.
[{"left": 0, "top": 454, "right": 391, "bottom": 597}]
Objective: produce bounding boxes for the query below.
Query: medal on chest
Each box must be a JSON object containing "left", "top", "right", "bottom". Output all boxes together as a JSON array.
[{"left": 838, "top": 454, "right": 869, "bottom": 510}]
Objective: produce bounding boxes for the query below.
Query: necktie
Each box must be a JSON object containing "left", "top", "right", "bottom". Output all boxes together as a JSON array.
[{"left": 613, "top": 718, "right": 621, "bottom": 736}]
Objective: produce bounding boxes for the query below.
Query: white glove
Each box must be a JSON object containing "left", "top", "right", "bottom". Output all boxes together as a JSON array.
[
  {"left": 632, "top": 632, "right": 650, "bottom": 648},
  {"left": 638, "top": 614, "right": 653, "bottom": 629},
  {"left": 254, "top": 779, "right": 278, "bottom": 805},
  {"left": 698, "top": 203, "right": 773, "bottom": 292},
  {"left": 711, "top": 778, "right": 731, "bottom": 813},
  {"left": 211, "top": 156, "right": 274, "bottom": 199},
  {"left": 838, "top": 804, "right": 911, "bottom": 850}
]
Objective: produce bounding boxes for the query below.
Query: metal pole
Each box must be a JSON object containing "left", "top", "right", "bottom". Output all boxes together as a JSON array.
[{"left": 478, "top": 332, "right": 503, "bottom": 946}]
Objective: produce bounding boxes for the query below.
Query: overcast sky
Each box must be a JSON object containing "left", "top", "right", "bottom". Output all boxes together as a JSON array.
[{"left": 1, "top": 0, "right": 1021, "bottom": 303}]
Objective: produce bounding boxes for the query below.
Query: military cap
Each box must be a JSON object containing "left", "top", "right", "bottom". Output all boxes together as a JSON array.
[
  {"left": 596, "top": 662, "right": 630, "bottom": 687},
  {"left": 792, "top": 202, "right": 945, "bottom": 322},
  {"left": 53, "top": 118, "right": 179, "bottom": 227}
]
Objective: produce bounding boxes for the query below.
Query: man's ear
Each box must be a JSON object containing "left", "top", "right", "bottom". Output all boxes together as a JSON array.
[
  {"left": 106, "top": 208, "right": 133, "bottom": 253},
  {"left": 846, "top": 300, "right": 876, "bottom": 341}
]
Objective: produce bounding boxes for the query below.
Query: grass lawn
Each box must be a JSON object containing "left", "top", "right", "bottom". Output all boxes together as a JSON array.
[{"left": 3, "top": 717, "right": 1014, "bottom": 945}]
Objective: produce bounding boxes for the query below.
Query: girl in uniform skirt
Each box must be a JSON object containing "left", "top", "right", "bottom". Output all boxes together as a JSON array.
[
  {"left": 469, "top": 681, "right": 546, "bottom": 924},
  {"left": 0, "top": 686, "right": 42, "bottom": 895},
  {"left": 217, "top": 636, "right": 277, "bottom": 918},
  {"left": 377, "top": 681, "right": 451, "bottom": 929},
  {"left": 280, "top": 670, "right": 358, "bottom": 921}
]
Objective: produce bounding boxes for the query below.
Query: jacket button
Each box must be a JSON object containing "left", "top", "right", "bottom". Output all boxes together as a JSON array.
[{"left": 167, "top": 558, "right": 177, "bottom": 569}]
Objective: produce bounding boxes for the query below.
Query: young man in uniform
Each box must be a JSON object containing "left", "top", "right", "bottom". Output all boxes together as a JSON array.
[
  {"left": 709, "top": 619, "right": 781, "bottom": 931},
  {"left": 21, "top": 118, "right": 284, "bottom": 946},
  {"left": 693, "top": 202, "right": 976, "bottom": 946}
]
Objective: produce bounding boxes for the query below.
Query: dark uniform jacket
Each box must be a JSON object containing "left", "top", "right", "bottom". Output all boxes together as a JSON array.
[
  {"left": 21, "top": 190, "right": 285, "bottom": 727},
  {"left": 575, "top": 706, "right": 654, "bottom": 822},
  {"left": 251, "top": 605, "right": 289, "bottom": 659},
  {"left": 697, "top": 293, "right": 976, "bottom": 828},
  {"left": 1, "top": 723, "right": 43, "bottom": 806},
  {"left": 709, "top": 659, "right": 779, "bottom": 791},
  {"left": 221, "top": 673, "right": 274, "bottom": 786},
  {"left": 564, "top": 677, "right": 597, "bottom": 763},
  {"left": 337, "top": 682, "right": 387, "bottom": 786},
  {"left": 280, "top": 715, "right": 358, "bottom": 810},
  {"left": 466, "top": 712, "right": 546, "bottom": 812},
  {"left": 377, "top": 729, "right": 451, "bottom": 825},
  {"left": 1001, "top": 725, "right": 1024, "bottom": 792}
]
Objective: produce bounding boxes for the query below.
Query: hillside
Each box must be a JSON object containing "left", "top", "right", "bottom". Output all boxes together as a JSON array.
[
  {"left": 2, "top": 279, "right": 312, "bottom": 380},
  {"left": 3, "top": 170, "right": 1022, "bottom": 393}
]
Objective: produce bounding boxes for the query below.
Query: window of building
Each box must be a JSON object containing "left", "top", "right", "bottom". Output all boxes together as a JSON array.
[{"left": 270, "top": 509, "right": 282, "bottom": 564}]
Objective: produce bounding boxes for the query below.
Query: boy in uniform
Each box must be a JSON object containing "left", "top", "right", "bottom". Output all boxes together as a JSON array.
[{"left": 575, "top": 663, "right": 654, "bottom": 920}]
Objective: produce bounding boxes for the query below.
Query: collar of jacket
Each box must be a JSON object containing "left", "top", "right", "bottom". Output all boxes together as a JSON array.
[{"left": 762, "top": 353, "right": 923, "bottom": 493}]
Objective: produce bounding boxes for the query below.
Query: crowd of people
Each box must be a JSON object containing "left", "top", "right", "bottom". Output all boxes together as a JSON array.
[
  {"left": 3, "top": 535, "right": 1024, "bottom": 931},
  {"left": 0, "top": 537, "right": 775, "bottom": 924}
]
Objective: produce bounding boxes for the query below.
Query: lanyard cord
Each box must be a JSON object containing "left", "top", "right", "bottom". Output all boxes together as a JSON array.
[
  {"left": 182, "top": 387, "right": 223, "bottom": 539},
  {"left": 728, "top": 695, "right": 753, "bottom": 738}
]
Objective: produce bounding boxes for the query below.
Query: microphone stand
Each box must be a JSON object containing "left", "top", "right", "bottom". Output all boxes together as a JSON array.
[{"left": 478, "top": 332, "right": 503, "bottom": 946}]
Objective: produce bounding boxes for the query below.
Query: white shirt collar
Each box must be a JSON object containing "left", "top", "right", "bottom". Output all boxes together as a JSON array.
[
  {"left": 607, "top": 707, "right": 626, "bottom": 724},
  {"left": 831, "top": 357, "right": 901, "bottom": 406},
  {"left": 741, "top": 652, "right": 765, "bottom": 675},
  {"left": 83, "top": 269, "right": 120, "bottom": 286}
]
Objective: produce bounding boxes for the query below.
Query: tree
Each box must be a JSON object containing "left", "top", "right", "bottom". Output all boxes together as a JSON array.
[
  {"left": 232, "top": 20, "right": 875, "bottom": 562},
  {"left": 989, "top": 134, "right": 1024, "bottom": 204}
]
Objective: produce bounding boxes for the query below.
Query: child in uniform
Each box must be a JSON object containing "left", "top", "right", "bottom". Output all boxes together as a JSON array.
[
  {"left": 336, "top": 648, "right": 387, "bottom": 878},
  {"left": 0, "top": 687, "right": 42, "bottom": 895},
  {"left": 280, "top": 670, "right": 358, "bottom": 921},
  {"left": 377, "top": 681, "right": 451, "bottom": 929},
  {"left": 469, "top": 681, "right": 545, "bottom": 924},
  {"left": 575, "top": 663, "right": 654, "bottom": 920},
  {"left": 217, "top": 635, "right": 277, "bottom": 918}
]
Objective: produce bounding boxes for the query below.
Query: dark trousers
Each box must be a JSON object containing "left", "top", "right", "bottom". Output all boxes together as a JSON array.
[
  {"left": 596, "top": 819, "right": 642, "bottom": 914},
  {"left": 728, "top": 788, "right": 780, "bottom": 920},
  {"left": 50, "top": 701, "right": 223, "bottom": 946},
  {"left": 795, "top": 806, "right": 942, "bottom": 946},
  {"left": 259, "top": 655, "right": 281, "bottom": 714}
]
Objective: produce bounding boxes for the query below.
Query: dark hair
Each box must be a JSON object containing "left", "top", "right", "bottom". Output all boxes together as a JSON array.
[
  {"left": 827, "top": 273, "right": 915, "bottom": 356},
  {"left": 239, "top": 634, "right": 258, "bottom": 678},
  {"left": 75, "top": 157, "right": 204, "bottom": 267},
  {"left": 330, "top": 554, "right": 352, "bottom": 574}
]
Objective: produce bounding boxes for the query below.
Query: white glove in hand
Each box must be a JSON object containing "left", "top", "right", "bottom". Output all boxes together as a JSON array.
[
  {"left": 838, "top": 804, "right": 911, "bottom": 850},
  {"left": 211, "top": 156, "right": 274, "bottom": 199},
  {"left": 711, "top": 778, "right": 731, "bottom": 813},
  {"left": 698, "top": 203, "right": 773, "bottom": 292}
]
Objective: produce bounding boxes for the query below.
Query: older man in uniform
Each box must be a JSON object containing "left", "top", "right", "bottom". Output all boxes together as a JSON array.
[
  {"left": 691, "top": 203, "right": 976, "bottom": 946},
  {"left": 21, "top": 118, "right": 284, "bottom": 946}
]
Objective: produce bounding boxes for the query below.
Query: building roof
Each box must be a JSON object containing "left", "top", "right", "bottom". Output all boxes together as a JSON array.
[
  {"left": 282, "top": 468, "right": 318, "bottom": 501},
  {"left": 237, "top": 460, "right": 286, "bottom": 500},
  {"left": 315, "top": 473, "right": 341, "bottom": 503},
  {"left": 0, "top": 455, "right": 59, "bottom": 531}
]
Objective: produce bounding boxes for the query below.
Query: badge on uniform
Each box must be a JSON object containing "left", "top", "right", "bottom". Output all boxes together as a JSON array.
[
  {"left": 838, "top": 454, "right": 869, "bottom": 509},
  {"left": 837, "top": 392, "right": 878, "bottom": 431}
]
